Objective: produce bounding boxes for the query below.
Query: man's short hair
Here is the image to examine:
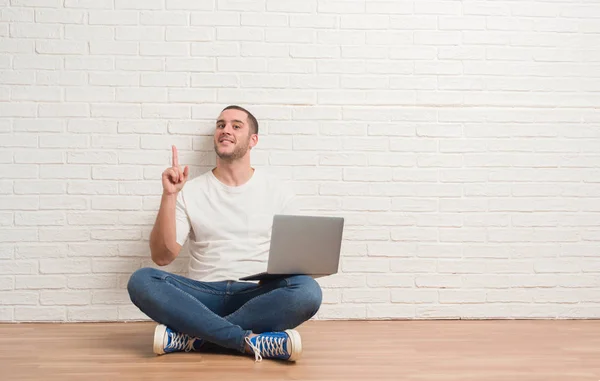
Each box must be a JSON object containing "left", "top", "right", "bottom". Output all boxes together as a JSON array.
[{"left": 222, "top": 105, "right": 259, "bottom": 135}]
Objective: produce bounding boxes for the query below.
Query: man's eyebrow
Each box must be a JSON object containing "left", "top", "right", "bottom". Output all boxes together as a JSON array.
[{"left": 216, "top": 119, "right": 245, "bottom": 125}]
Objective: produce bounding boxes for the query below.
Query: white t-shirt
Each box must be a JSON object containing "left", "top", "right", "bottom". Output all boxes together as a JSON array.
[{"left": 174, "top": 168, "right": 299, "bottom": 282}]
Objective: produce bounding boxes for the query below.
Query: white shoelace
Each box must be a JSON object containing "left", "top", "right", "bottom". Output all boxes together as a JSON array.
[
  {"left": 167, "top": 332, "right": 198, "bottom": 352},
  {"left": 245, "top": 335, "right": 287, "bottom": 362}
]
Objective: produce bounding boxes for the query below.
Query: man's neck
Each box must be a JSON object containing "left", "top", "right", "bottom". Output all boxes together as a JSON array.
[{"left": 212, "top": 158, "right": 254, "bottom": 187}]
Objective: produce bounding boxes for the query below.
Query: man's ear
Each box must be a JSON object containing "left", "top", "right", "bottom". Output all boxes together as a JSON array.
[{"left": 249, "top": 133, "right": 258, "bottom": 149}]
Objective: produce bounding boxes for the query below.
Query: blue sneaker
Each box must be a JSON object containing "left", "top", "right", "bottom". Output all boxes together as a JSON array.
[
  {"left": 245, "top": 329, "right": 302, "bottom": 362},
  {"left": 153, "top": 324, "right": 204, "bottom": 355}
]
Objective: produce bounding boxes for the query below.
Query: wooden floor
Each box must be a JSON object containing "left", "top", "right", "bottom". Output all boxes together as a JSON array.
[{"left": 1, "top": 320, "right": 599, "bottom": 381}]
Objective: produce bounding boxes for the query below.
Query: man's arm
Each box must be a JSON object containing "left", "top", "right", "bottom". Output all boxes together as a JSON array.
[
  {"left": 149, "top": 194, "right": 182, "bottom": 266},
  {"left": 149, "top": 145, "right": 189, "bottom": 266}
]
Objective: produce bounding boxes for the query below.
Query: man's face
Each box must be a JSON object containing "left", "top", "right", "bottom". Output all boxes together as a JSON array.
[{"left": 213, "top": 109, "right": 256, "bottom": 161}]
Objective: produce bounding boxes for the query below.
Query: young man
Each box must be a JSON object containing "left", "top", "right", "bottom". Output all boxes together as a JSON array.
[{"left": 127, "top": 105, "right": 322, "bottom": 362}]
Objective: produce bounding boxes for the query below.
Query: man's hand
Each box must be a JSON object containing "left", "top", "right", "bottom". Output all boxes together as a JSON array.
[{"left": 162, "top": 145, "right": 189, "bottom": 196}]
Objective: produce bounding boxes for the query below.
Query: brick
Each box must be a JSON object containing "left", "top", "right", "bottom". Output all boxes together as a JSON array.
[
  {"left": 40, "top": 290, "right": 89, "bottom": 306},
  {"left": 440, "top": 228, "right": 487, "bottom": 243},
  {"left": 68, "top": 120, "right": 117, "bottom": 134},
  {"left": 36, "top": 41, "right": 86, "bottom": 55},
  {"left": 15, "top": 212, "right": 65, "bottom": 226},
  {"left": 0, "top": 245, "right": 13, "bottom": 259},
  {"left": 65, "top": 88, "right": 115, "bottom": 102},
  {"left": 39, "top": 228, "right": 89, "bottom": 242},
  {"left": 93, "top": 258, "right": 140, "bottom": 273},
  {"left": 65, "top": 0, "right": 113, "bottom": 8},
  {"left": 39, "top": 165, "right": 89, "bottom": 179},
  {"left": 16, "top": 275, "right": 65, "bottom": 290},
  {"left": 320, "top": 153, "right": 366, "bottom": 167},
  {"left": 0, "top": 260, "right": 38, "bottom": 275},
  {"left": 0, "top": 196, "right": 38, "bottom": 211},
  {"left": 141, "top": 42, "right": 188, "bottom": 56},
  {"left": 392, "top": 289, "right": 439, "bottom": 303},
  {"left": 89, "top": 10, "right": 138, "bottom": 25},
  {"left": 38, "top": 103, "right": 89, "bottom": 117},
  {"left": 0, "top": 212, "right": 12, "bottom": 226},
  {"left": 68, "top": 151, "right": 117, "bottom": 165},
  {"left": 342, "top": 258, "right": 389, "bottom": 273},
  {"left": 142, "top": 104, "right": 192, "bottom": 119},
  {"left": 92, "top": 196, "right": 142, "bottom": 211},
  {"left": 118, "top": 241, "right": 151, "bottom": 256},
  {"left": 69, "top": 306, "right": 118, "bottom": 321},
  {"left": 15, "top": 307, "right": 65, "bottom": 321},
  {"left": 343, "top": 289, "right": 389, "bottom": 303},
  {"left": 68, "top": 275, "right": 117, "bottom": 289},
  {"left": 15, "top": 244, "right": 66, "bottom": 259},
  {"left": 342, "top": 197, "right": 390, "bottom": 211},
  {"left": 192, "top": 73, "right": 237, "bottom": 88},
  {"left": 40, "top": 259, "right": 91, "bottom": 274},
  {"left": 119, "top": 121, "right": 166, "bottom": 134},
  {"left": 92, "top": 135, "right": 140, "bottom": 149},
  {"left": 1, "top": 8, "right": 34, "bottom": 22},
  {"left": 0, "top": 103, "right": 36, "bottom": 117},
  {"left": 92, "top": 290, "right": 130, "bottom": 304},
  {"left": 0, "top": 276, "right": 12, "bottom": 290},
  {"left": 91, "top": 229, "right": 141, "bottom": 241},
  {"left": 0, "top": 291, "right": 38, "bottom": 305},
  {"left": 89, "top": 41, "right": 138, "bottom": 55},
  {"left": 366, "top": 274, "right": 414, "bottom": 287},
  {"left": 117, "top": 58, "right": 164, "bottom": 71},
  {"left": 418, "top": 154, "right": 463, "bottom": 168},
  {"left": 0, "top": 181, "right": 12, "bottom": 195},
  {"left": 92, "top": 104, "right": 141, "bottom": 118},
  {"left": 367, "top": 305, "right": 415, "bottom": 319},
  {"left": 35, "top": 9, "right": 84, "bottom": 23},
  {"left": 415, "top": 275, "right": 462, "bottom": 288},
  {"left": 116, "top": 0, "right": 163, "bottom": 9},
  {"left": 390, "top": 138, "right": 437, "bottom": 152},
  {"left": 10, "top": 23, "right": 61, "bottom": 39},
  {"left": 318, "top": 304, "right": 366, "bottom": 320},
  {"left": 0, "top": 165, "right": 37, "bottom": 179},
  {"left": 65, "top": 25, "right": 114, "bottom": 41},
  {"left": 391, "top": 198, "right": 437, "bottom": 212},
  {"left": 67, "top": 181, "right": 118, "bottom": 195},
  {"left": 0, "top": 70, "right": 32, "bottom": 85},
  {"left": 36, "top": 71, "right": 86, "bottom": 86},
  {"left": 319, "top": 182, "right": 369, "bottom": 196}
]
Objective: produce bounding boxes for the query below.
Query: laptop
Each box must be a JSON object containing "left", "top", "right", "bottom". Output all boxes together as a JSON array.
[{"left": 239, "top": 214, "right": 345, "bottom": 281}]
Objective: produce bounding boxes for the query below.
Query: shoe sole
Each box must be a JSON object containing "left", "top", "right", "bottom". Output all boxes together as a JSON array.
[
  {"left": 153, "top": 324, "right": 167, "bottom": 355},
  {"left": 284, "top": 329, "right": 302, "bottom": 361}
]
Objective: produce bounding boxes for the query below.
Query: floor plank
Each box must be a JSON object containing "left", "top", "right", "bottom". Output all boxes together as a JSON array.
[{"left": 1, "top": 320, "right": 599, "bottom": 381}]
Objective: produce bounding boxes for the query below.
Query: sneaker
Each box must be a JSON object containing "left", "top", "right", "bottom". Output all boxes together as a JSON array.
[
  {"left": 244, "top": 329, "right": 302, "bottom": 362},
  {"left": 153, "top": 324, "right": 204, "bottom": 355}
]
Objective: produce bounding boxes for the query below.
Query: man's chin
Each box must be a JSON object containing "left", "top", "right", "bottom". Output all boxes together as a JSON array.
[{"left": 216, "top": 149, "right": 237, "bottom": 161}]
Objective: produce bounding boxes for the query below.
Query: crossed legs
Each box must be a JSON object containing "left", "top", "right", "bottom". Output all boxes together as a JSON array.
[{"left": 127, "top": 268, "right": 322, "bottom": 359}]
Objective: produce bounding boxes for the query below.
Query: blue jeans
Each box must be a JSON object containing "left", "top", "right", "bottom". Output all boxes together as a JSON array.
[{"left": 127, "top": 268, "right": 323, "bottom": 353}]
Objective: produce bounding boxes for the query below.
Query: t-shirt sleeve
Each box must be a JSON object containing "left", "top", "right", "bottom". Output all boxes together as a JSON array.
[{"left": 175, "top": 191, "right": 191, "bottom": 246}]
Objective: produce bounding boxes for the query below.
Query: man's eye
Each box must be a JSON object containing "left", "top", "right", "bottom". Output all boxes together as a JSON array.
[{"left": 233, "top": 125, "right": 240, "bottom": 129}]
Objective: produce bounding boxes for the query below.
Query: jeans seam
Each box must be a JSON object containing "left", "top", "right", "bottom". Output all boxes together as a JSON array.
[{"left": 164, "top": 275, "right": 227, "bottom": 296}]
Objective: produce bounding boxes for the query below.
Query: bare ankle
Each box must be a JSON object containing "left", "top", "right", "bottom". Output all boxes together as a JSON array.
[{"left": 244, "top": 333, "right": 258, "bottom": 354}]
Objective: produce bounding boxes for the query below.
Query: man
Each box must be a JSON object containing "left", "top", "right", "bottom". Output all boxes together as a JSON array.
[{"left": 127, "top": 105, "right": 322, "bottom": 362}]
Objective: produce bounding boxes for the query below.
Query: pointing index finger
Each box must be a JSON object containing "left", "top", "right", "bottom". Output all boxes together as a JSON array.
[{"left": 172, "top": 145, "right": 179, "bottom": 167}]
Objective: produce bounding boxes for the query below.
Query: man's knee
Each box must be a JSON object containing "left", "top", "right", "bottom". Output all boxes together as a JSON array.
[
  {"left": 288, "top": 275, "right": 323, "bottom": 317},
  {"left": 127, "top": 267, "right": 161, "bottom": 301}
]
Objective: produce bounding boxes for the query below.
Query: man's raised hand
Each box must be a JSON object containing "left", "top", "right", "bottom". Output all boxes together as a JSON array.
[{"left": 162, "top": 145, "right": 189, "bottom": 195}]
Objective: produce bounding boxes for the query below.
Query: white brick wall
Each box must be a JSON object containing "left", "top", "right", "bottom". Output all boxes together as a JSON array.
[{"left": 1, "top": 0, "right": 600, "bottom": 322}]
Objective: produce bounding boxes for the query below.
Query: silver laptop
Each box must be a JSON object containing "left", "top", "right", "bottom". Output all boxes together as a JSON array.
[{"left": 239, "top": 214, "right": 344, "bottom": 281}]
